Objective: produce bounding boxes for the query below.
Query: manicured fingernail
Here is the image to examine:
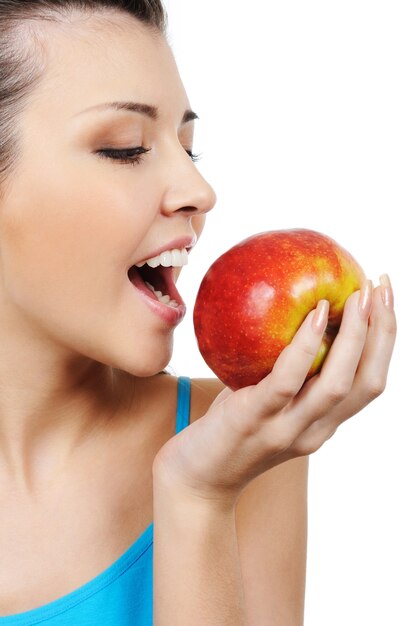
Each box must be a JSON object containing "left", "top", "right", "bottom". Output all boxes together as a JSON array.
[
  {"left": 358, "top": 279, "right": 373, "bottom": 320},
  {"left": 312, "top": 300, "right": 329, "bottom": 334},
  {"left": 379, "top": 273, "right": 394, "bottom": 310}
]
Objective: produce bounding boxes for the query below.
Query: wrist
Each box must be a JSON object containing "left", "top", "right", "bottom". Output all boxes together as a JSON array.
[
  {"left": 153, "top": 466, "right": 247, "bottom": 625},
  {"left": 152, "top": 463, "right": 238, "bottom": 517}
]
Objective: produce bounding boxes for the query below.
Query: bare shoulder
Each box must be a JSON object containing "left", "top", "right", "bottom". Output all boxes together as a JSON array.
[
  {"left": 145, "top": 374, "right": 226, "bottom": 426},
  {"left": 188, "top": 377, "right": 227, "bottom": 424}
]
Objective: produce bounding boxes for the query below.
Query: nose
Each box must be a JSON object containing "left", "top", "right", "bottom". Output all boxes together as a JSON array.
[{"left": 159, "top": 144, "right": 217, "bottom": 218}]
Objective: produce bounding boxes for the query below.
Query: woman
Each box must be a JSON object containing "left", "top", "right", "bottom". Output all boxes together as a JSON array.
[{"left": 0, "top": 1, "right": 396, "bottom": 623}]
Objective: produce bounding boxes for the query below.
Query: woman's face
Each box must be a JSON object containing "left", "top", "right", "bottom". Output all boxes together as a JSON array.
[{"left": 0, "top": 14, "right": 216, "bottom": 377}]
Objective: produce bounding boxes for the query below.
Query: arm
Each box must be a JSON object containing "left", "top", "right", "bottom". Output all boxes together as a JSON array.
[
  {"left": 188, "top": 378, "right": 309, "bottom": 623},
  {"left": 235, "top": 456, "right": 308, "bottom": 625},
  {"left": 153, "top": 455, "right": 308, "bottom": 626},
  {"left": 153, "top": 283, "right": 395, "bottom": 624},
  {"left": 153, "top": 478, "right": 247, "bottom": 626}
]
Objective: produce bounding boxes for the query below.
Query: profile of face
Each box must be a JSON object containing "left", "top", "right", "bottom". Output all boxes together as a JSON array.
[{"left": 0, "top": 13, "right": 217, "bottom": 379}]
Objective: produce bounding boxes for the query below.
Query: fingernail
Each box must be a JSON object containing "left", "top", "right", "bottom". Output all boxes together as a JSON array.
[
  {"left": 358, "top": 279, "right": 373, "bottom": 320},
  {"left": 379, "top": 273, "right": 394, "bottom": 310},
  {"left": 312, "top": 299, "right": 329, "bottom": 334}
]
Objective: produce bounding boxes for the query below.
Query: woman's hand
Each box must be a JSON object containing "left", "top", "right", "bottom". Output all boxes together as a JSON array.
[{"left": 153, "top": 277, "right": 396, "bottom": 507}]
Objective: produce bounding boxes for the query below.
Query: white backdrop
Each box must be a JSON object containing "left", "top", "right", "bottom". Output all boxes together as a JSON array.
[{"left": 163, "top": 2, "right": 416, "bottom": 624}]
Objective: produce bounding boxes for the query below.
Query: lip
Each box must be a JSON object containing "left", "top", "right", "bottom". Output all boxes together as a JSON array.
[
  {"left": 128, "top": 265, "right": 187, "bottom": 326},
  {"left": 132, "top": 235, "right": 197, "bottom": 268}
]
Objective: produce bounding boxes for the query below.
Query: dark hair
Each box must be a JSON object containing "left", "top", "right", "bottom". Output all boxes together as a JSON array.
[{"left": 0, "top": 0, "right": 168, "bottom": 199}]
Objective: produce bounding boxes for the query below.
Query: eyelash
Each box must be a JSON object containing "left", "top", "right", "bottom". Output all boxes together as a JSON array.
[{"left": 96, "top": 146, "right": 202, "bottom": 167}]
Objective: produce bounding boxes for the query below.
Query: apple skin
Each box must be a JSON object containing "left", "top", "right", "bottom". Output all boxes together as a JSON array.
[{"left": 193, "top": 228, "right": 366, "bottom": 391}]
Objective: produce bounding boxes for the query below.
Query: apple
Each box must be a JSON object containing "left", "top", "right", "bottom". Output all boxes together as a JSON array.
[{"left": 193, "top": 228, "right": 366, "bottom": 391}]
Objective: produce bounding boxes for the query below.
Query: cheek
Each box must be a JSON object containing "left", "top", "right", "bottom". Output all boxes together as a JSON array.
[{"left": 0, "top": 161, "right": 152, "bottom": 313}]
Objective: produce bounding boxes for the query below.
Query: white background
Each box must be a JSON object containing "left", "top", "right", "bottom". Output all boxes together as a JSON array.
[{"left": 163, "top": 1, "right": 416, "bottom": 624}]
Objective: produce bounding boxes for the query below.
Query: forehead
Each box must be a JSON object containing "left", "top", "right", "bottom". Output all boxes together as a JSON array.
[{"left": 32, "top": 14, "right": 190, "bottom": 122}]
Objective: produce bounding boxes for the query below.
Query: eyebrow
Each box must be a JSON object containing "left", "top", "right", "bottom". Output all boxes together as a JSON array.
[{"left": 74, "top": 101, "right": 199, "bottom": 124}]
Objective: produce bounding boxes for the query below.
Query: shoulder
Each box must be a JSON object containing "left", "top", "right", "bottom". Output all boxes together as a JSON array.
[
  {"left": 148, "top": 374, "right": 226, "bottom": 425},
  {"left": 188, "top": 376, "right": 227, "bottom": 424}
]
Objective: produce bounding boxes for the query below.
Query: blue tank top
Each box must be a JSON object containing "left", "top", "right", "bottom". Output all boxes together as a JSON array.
[{"left": 0, "top": 376, "right": 192, "bottom": 626}]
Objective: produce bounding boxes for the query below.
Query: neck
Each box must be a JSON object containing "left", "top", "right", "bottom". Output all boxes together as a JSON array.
[{"left": 0, "top": 347, "right": 136, "bottom": 494}]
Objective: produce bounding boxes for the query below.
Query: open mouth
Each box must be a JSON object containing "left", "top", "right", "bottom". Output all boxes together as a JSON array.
[{"left": 127, "top": 264, "right": 184, "bottom": 307}]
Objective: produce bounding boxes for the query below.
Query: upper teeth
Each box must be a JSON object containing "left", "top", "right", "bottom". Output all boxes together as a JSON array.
[{"left": 135, "top": 247, "right": 189, "bottom": 268}]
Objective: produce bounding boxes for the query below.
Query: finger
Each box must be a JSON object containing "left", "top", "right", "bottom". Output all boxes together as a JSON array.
[
  {"left": 311, "top": 280, "right": 397, "bottom": 426},
  {"left": 252, "top": 299, "right": 330, "bottom": 418},
  {"left": 304, "top": 279, "right": 396, "bottom": 431},
  {"left": 313, "top": 280, "right": 374, "bottom": 399},
  {"left": 351, "top": 280, "right": 397, "bottom": 401},
  {"left": 277, "top": 278, "right": 396, "bottom": 458},
  {"left": 276, "top": 280, "right": 373, "bottom": 436}
]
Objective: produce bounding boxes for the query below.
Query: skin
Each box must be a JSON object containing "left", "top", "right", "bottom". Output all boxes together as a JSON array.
[
  {"left": 0, "top": 11, "right": 397, "bottom": 620},
  {"left": 0, "top": 13, "right": 216, "bottom": 495},
  {"left": 153, "top": 282, "right": 397, "bottom": 504}
]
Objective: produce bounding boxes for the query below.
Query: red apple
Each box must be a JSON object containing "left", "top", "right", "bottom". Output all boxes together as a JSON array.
[{"left": 193, "top": 228, "right": 366, "bottom": 391}]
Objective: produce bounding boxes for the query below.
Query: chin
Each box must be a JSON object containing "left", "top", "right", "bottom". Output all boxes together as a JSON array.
[
  {"left": 118, "top": 343, "right": 172, "bottom": 378},
  {"left": 103, "top": 336, "right": 174, "bottom": 380},
  {"left": 115, "top": 360, "right": 171, "bottom": 380}
]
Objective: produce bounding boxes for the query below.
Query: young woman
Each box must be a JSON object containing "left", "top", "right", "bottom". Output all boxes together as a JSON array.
[{"left": 0, "top": 1, "right": 396, "bottom": 623}]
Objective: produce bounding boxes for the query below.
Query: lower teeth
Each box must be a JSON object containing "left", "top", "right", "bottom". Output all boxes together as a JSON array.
[{"left": 144, "top": 281, "right": 179, "bottom": 307}]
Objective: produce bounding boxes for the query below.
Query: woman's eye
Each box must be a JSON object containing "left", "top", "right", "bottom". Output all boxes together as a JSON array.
[
  {"left": 96, "top": 146, "right": 202, "bottom": 166},
  {"left": 96, "top": 146, "right": 152, "bottom": 166}
]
